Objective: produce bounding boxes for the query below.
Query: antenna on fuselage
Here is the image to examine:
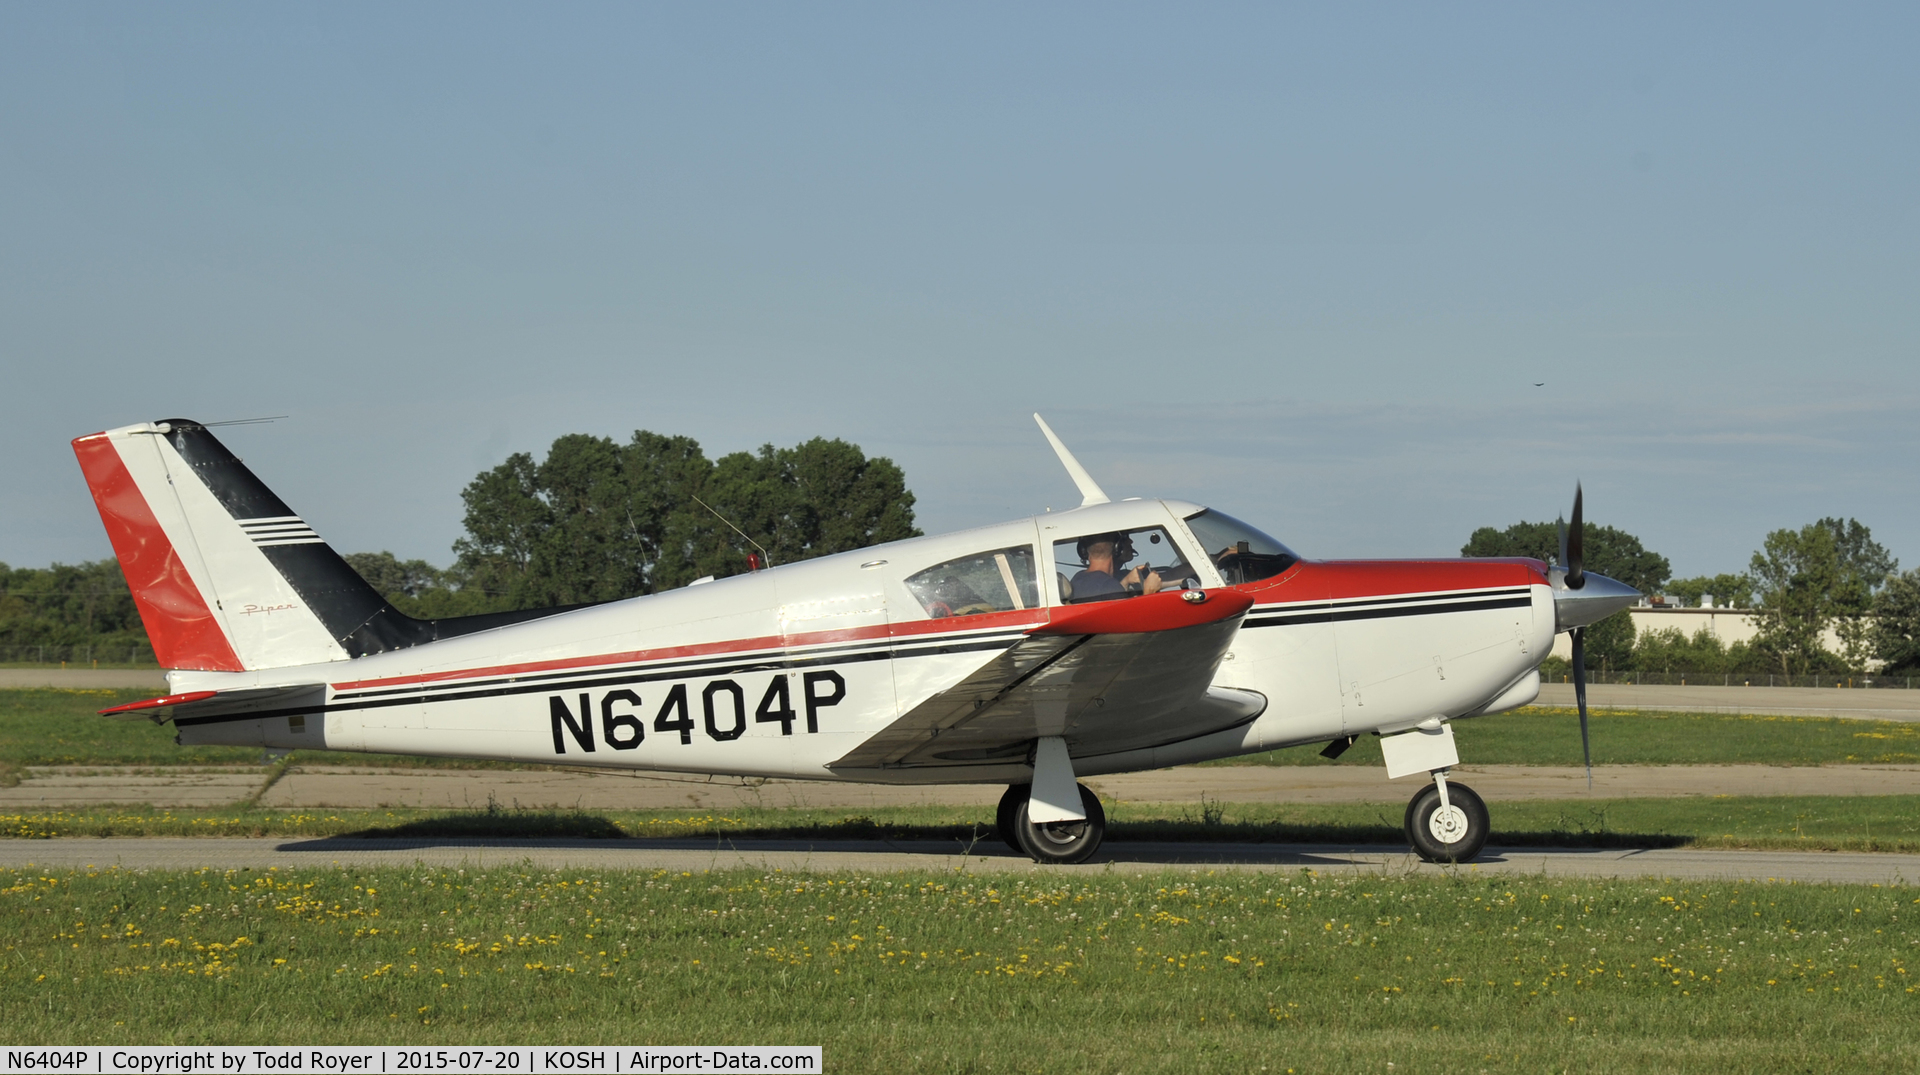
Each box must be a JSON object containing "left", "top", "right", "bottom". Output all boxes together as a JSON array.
[
  {"left": 690, "top": 494, "right": 773, "bottom": 570},
  {"left": 1032, "top": 413, "right": 1110, "bottom": 508}
]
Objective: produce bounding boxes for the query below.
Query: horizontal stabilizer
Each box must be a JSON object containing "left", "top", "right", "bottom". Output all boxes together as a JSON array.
[{"left": 100, "top": 684, "right": 327, "bottom": 725}]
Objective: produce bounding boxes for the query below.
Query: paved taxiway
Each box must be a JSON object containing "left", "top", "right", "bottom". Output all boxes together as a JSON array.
[
  {"left": 1534, "top": 681, "right": 1920, "bottom": 721},
  {"left": 2, "top": 837, "right": 1915, "bottom": 885},
  {"left": 7, "top": 762, "right": 1916, "bottom": 809}
]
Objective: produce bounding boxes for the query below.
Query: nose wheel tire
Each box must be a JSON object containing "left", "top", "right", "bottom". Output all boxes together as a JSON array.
[
  {"left": 995, "top": 784, "right": 1030, "bottom": 853},
  {"left": 1012, "top": 783, "right": 1107, "bottom": 864},
  {"left": 1404, "top": 781, "right": 1489, "bottom": 863}
]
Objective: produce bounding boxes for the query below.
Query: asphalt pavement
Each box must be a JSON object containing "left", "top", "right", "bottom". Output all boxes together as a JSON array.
[
  {"left": 1, "top": 836, "right": 1914, "bottom": 885},
  {"left": 1534, "top": 681, "right": 1920, "bottom": 721},
  {"left": 6, "top": 761, "right": 1916, "bottom": 809},
  {"left": 0, "top": 669, "right": 167, "bottom": 689}
]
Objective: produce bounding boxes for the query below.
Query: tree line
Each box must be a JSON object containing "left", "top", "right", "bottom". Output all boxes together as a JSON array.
[
  {"left": 349, "top": 430, "right": 921, "bottom": 617},
  {"left": 1464, "top": 515, "right": 1920, "bottom": 676},
  {"left": 0, "top": 560, "right": 152, "bottom": 659}
]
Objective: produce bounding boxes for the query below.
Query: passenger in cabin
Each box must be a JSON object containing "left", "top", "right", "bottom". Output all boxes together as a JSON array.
[
  {"left": 1070, "top": 534, "right": 1162, "bottom": 602},
  {"left": 919, "top": 574, "right": 991, "bottom": 618}
]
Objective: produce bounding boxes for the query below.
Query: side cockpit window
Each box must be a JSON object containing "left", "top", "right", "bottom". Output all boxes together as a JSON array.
[
  {"left": 1052, "top": 527, "right": 1200, "bottom": 604},
  {"left": 906, "top": 546, "right": 1040, "bottom": 618},
  {"left": 1184, "top": 508, "right": 1299, "bottom": 585}
]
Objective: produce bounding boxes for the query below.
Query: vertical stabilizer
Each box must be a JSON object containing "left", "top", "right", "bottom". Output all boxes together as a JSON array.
[
  {"left": 72, "top": 421, "right": 349, "bottom": 670},
  {"left": 73, "top": 419, "right": 589, "bottom": 672}
]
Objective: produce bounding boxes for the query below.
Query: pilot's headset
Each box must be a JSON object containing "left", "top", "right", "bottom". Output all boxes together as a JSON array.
[{"left": 1075, "top": 533, "right": 1134, "bottom": 566}]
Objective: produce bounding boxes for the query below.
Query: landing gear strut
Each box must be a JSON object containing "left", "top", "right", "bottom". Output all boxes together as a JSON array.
[{"left": 1404, "top": 770, "right": 1489, "bottom": 863}]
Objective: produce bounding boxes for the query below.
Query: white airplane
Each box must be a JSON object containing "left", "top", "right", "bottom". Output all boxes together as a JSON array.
[{"left": 73, "top": 415, "right": 1638, "bottom": 864}]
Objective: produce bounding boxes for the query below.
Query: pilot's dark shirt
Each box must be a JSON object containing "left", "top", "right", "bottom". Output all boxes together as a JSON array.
[{"left": 1069, "top": 568, "right": 1124, "bottom": 600}]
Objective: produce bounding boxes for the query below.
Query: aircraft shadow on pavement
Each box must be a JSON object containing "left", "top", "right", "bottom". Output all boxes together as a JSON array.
[
  {"left": 273, "top": 810, "right": 1693, "bottom": 852},
  {"left": 270, "top": 829, "right": 1689, "bottom": 865}
]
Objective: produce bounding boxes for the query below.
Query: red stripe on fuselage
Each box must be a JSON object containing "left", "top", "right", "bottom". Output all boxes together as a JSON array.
[
  {"left": 71, "top": 433, "right": 243, "bottom": 672},
  {"left": 1234, "top": 558, "right": 1548, "bottom": 607},
  {"left": 330, "top": 607, "right": 1049, "bottom": 692}
]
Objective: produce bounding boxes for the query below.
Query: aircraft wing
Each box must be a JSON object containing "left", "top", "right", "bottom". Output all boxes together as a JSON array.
[{"left": 829, "top": 589, "right": 1262, "bottom": 772}]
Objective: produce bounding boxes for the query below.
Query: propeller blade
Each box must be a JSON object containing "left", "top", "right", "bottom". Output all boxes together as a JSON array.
[
  {"left": 1572, "top": 626, "right": 1592, "bottom": 790},
  {"left": 1566, "top": 483, "right": 1585, "bottom": 590}
]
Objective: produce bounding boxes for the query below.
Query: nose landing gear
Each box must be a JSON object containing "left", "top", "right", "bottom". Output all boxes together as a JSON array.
[{"left": 1405, "top": 769, "right": 1489, "bottom": 863}]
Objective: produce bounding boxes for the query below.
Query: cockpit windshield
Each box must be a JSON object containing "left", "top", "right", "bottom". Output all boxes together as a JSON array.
[{"left": 1184, "top": 509, "right": 1299, "bottom": 585}]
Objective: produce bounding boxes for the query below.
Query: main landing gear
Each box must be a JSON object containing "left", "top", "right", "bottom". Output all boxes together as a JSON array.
[
  {"left": 996, "top": 781, "right": 1108, "bottom": 865},
  {"left": 1404, "top": 769, "right": 1489, "bottom": 863}
]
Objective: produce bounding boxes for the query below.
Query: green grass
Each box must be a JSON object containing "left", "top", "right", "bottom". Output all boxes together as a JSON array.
[
  {"left": 1214, "top": 705, "right": 1920, "bottom": 767},
  {"left": 1, "top": 866, "right": 1914, "bottom": 1070},
  {"left": 4, "top": 794, "right": 1917, "bottom": 852}
]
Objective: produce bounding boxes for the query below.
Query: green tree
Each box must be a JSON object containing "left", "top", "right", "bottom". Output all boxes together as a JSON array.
[
  {"left": 0, "top": 560, "right": 153, "bottom": 659},
  {"left": 340, "top": 552, "right": 507, "bottom": 619},
  {"left": 698, "top": 438, "right": 920, "bottom": 572},
  {"left": 1747, "top": 518, "right": 1894, "bottom": 675},
  {"left": 1816, "top": 517, "right": 1896, "bottom": 670},
  {"left": 1628, "top": 626, "right": 1768, "bottom": 675},
  {"left": 1460, "top": 520, "right": 1671, "bottom": 594},
  {"left": 452, "top": 452, "right": 552, "bottom": 609},
  {"left": 1664, "top": 573, "right": 1755, "bottom": 609},
  {"left": 1461, "top": 517, "right": 1670, "bottom": 671},
  {"left": 1872, "top": 568, "right": 1920, "bottom": 675},
  {"left": 340, "top": 552, "right": 446, "bottom": 599},
  {"left": 452, "top": 429, "right": 920, "bottom": 610},
  {"left": 525, "top": 433, "right": 655, "bottom": 606}
]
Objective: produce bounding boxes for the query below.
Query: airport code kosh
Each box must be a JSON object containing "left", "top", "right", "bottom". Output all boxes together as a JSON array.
[{"left": 0, "top": 1049, "right": 821, "bottom": 1075}]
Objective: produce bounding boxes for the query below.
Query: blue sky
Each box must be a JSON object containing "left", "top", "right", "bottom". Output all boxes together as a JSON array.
[{"left": 3, "top": 3, "right": 1915, "bottom": 581}]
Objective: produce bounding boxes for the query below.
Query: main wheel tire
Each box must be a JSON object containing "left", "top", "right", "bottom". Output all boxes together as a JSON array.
[
  {"left": 1013, "top": 783, "right": 1106, "bottom": 865},
  {"left": 1404, "top": 782, "right": 1490, "bottom": 864},
  {"left": 995, "top": 784, "right": 1030, "bottom": 853}
]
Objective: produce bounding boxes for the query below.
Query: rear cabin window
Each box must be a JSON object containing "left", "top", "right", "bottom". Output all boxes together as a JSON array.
[
  {"left": 1052, "top": 526, "right": 1201, "bottom": 604},
  {"left": 905, "top": 546, "right": 1040, "bottom": 618}
]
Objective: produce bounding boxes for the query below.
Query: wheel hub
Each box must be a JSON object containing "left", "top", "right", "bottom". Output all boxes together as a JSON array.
[
  {"left": 1427, "top": 804, "right": 1469, "bottom": 844},
  {"left": 1033, "top": 820, "right": 1088, "bottom": 848}
]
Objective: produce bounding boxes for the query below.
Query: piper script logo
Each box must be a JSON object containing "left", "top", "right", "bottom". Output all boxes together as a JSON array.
[{"left": 240, "top": 602, "right": 300, "bottom": 616}]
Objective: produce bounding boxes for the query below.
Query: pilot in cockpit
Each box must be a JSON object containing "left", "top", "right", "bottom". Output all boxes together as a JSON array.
[{"left": 1070, "top": 533, "right": 1163, "bottom": 601}]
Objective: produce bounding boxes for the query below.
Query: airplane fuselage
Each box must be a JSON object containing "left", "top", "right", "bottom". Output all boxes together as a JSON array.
[{"left": 164, "top": 499, "right": 1555, "bottom": 784}]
